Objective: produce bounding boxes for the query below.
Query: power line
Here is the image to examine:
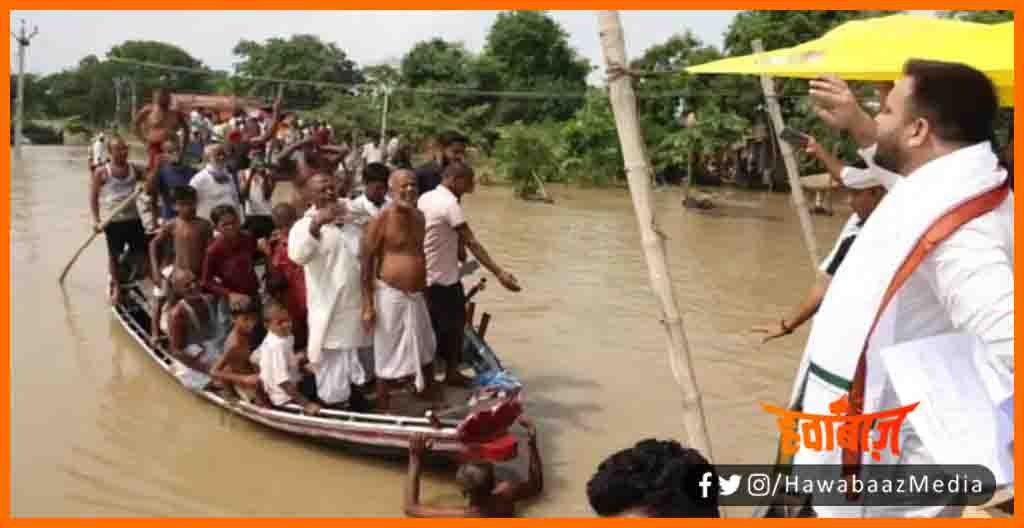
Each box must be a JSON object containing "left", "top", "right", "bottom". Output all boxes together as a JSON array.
[{"left": 107, "top": 56, "right": 811, "bottom": 102}]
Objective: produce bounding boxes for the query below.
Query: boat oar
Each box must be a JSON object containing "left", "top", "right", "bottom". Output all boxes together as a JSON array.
[{"left": 58, "top": 185, "right": 145, "bottom": 285}]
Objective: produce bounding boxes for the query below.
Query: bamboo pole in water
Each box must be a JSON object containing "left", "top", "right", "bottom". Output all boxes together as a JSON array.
[
  {"left": 753, "top": 40, "right": 822, "bottom": 269},
  {"left": 596, "top": 11, "right": 714, "bottom": 461}
]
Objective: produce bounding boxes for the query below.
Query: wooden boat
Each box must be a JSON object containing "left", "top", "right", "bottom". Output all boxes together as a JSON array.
[{"left": 111, "top": 279, "right": 524, "bottom": 463}]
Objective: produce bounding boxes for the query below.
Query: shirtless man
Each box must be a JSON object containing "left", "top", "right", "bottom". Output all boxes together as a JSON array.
[
  {"left": 273, "top": 132, "right": 350, "bottom": 211},
  {"left": 166, "top": 269, "right": 221, "bottom": 374},
  {"left": 361, "top": 169, "right": 437, "bottom": 411},
  {"left": 134, "top": 88, "right": 189, "bottom": 172},
  {"left": 404, "top": 417, "right": 543, "bottom": 517},
  {"left": 149, "top": 186, "right": 214, "bottom": 339}
]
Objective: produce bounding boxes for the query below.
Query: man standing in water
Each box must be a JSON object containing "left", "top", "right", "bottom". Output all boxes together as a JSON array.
[
  {"left": 361, "top": 169, "right": 437, "bottom": 411},
  {"left": 418, "top": 162, "right": 521, "bottom": 386},
  {"left": 134, "top": 88, "right": 189, "bottom": 171},
  {"left": 404, "top": 417, "right": 543, "bottom": 517}
]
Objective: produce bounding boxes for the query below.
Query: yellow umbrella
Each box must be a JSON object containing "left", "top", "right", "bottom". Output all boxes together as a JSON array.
[{"left": 687, "top": 15, "right": 1014, "bottom": 107}]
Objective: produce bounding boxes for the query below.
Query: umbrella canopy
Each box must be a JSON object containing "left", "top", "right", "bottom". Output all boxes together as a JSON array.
[{"left": 687, "top": 15, "right": 1013, "bottom": 107}]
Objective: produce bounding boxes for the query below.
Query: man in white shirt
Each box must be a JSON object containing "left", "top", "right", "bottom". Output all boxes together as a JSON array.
[
  {"left": 418, "top": 162, "right": 521, "bottom": 386},
  {"left": 89, "top": 133, "right": 107, "bottom": 172},
  {"left": 362, "top": 133, "right": 384, "bottom": 165},
  {"left": 797, "top": 62, "right": 1013, "bottom": 517},
  {"left": 189, "top": 143, "right": 243, "bottom": 223}
]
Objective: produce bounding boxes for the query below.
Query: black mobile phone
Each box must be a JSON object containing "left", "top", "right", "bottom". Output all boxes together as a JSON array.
[{"left": 780, "top": 128, "right": 809, "bottom": 148}]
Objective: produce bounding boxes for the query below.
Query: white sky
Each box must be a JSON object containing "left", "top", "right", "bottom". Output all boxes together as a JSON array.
[{"left": 9, "top": 10, "right": 744, "bottom": 80}]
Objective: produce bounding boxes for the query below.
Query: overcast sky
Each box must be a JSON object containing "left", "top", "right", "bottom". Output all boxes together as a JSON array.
[{"left": 9, "top": 10, "right": 743, "bottom": 80}]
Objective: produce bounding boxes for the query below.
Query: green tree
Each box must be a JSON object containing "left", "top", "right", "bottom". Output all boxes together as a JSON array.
[
  {"left": 232, "top": 34, "right": 363, "bottom": 108},
  {"left": 939, "top": 10, "right": 1014, "bottom": 23},
  {"left": 560, "top": 90, "right": 624, "bottom": 186},
  {"left": 482, "top": 11, "right": 591, "bottom": 123},
  {"left": 400, "top": 39, "right": 472, "bottom": 87},
  {"left": 106, "top": 40, "right": 211, "bottom": 100}
]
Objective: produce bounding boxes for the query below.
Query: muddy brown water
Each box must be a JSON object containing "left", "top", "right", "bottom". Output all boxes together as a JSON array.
[{"left": 12, "top": 146, "right": 854, "bottom": 517}]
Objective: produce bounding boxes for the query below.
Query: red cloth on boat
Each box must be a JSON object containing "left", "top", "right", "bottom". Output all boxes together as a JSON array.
[{"left": 269, "top": 234, "right": 309, "bottom": 350}]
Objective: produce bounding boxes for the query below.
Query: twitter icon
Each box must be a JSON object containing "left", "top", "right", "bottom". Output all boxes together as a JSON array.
[{"left": 719, "top": 475, "right": 741, "bottom": 496}]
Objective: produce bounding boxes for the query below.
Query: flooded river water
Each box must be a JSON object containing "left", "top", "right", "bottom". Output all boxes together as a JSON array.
[{"left": 12, "top": 145, "right": 854, "bottom": 517}]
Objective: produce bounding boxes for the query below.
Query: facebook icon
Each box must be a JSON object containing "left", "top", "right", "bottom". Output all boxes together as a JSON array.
[{"left": 699, "top": 471, "right": 714, "bottom": 499}]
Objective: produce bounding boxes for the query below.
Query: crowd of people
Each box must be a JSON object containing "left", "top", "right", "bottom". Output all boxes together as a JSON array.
[
  {"left": 85, "top": 57, "right": 1012, "bottom": 518},
  {"left": 91, "top": 86, "right": 525, "bottom": 413}
]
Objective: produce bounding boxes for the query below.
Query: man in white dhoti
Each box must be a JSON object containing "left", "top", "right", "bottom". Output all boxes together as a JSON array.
[
  {"left": 787, "top": 62, "right": 1013, "bottom": 518},
  {"left": 361, "top": 169, "right": 437, "bottom": 411},
  {"left": 289, "top": 172, "right": 371, "bottom": 410}
]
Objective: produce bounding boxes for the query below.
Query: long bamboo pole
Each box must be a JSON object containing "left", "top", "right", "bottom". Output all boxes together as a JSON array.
[
  {"left": 58, "top": 185, "right": 145, "bottom": 285},
  {"left": 596, "top": 11, "right": 713, "bottom": 460},
  {"left": 753, "top": 40, "right": 821, "bottom": 269}
]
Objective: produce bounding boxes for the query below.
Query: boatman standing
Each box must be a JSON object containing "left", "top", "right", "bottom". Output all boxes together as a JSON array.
[{"left": 790, "top": 63, "right": 1013, "bottom": 517}]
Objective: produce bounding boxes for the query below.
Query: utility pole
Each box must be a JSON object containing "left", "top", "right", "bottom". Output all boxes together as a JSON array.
[
  {"left": 130, "top": 79, "right": 137, "bottom": 122},
  {"left": 113, "top": 77, "right": 126, "bottom": 129},
  {"left": 379, "top": 84, "right": 390, "bottom": 157},
  {"left": 12, "top": 19, "right": 39, "bottom": 153}
]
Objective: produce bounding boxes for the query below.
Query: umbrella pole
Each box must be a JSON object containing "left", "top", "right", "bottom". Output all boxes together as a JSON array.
[
  {"left": 753, "top": 39, "right": 822, "bottom": 269},
  {"left": 597, "top": 11, "right": 714, "bottom": 461}
]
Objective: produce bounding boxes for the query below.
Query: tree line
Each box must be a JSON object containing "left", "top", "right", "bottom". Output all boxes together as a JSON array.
[{"left": 13, "top": 10, "right": 1013, "bottom": 192}]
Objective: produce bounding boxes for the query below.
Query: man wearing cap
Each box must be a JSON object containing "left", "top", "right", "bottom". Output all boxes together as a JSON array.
[{"left": 751, "top": 138, "right": 887, "bottom": 343}]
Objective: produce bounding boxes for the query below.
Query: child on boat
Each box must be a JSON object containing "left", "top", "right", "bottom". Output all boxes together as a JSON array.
[
  {"left": 258, "top": 203, "right": 309, "bottom": 350},
  {"left": 256, "top": 302, "right": 320, "bottom": 416},
  {"left": 166, "top": 269, "right": 228, "bottom": 389},
  {"left": 210, "top": 298, "right": 267, "bottom": 405},
  {"left": 202, "top": 205, "right": 261, "bottom": 312},
  {"left": 149, "top": 185, "right": 215, "bottom": 340}
]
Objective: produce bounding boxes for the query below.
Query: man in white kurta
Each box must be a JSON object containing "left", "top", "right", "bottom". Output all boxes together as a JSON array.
[
  {"left": 794, "top": 65, "right": 1013, "bottom": 517},
  {"left": 288, "top": 173, "right": 370, "bottom": 407}
]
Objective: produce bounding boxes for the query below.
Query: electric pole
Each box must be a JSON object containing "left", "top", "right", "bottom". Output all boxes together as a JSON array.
[{"left": 12, "top": 19, "right": 39, "bottom": 153}]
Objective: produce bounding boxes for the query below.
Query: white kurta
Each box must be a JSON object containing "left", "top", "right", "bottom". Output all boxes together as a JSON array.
[
  {"left": 339, "top": 195, "right": 387, "bottom": 257},
  {"left": 289, "top": 208, "right": 371, "bottom": 403},
  {"left": 789, "top": 142, "right": 1013, "bottom": 518}
]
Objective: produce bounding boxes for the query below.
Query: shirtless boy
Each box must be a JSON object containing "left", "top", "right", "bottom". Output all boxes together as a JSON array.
[
  {"left": 149, "top": 186, "right": 214, "bottom": 339},
  {"left": 210, "top": 299, "right": 268, "bottom": 405},
  {"left": 134, "top": 88, "right": 189, "bottom": 171}
]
